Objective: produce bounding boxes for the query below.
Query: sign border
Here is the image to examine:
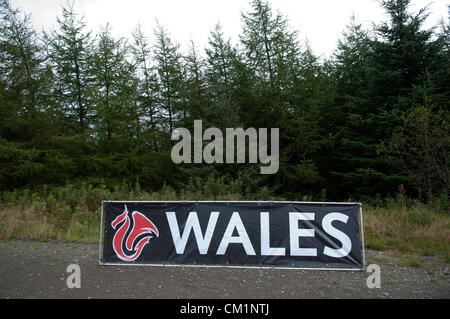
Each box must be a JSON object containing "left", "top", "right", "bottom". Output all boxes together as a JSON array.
[{"left": 98, "top": 201, "right": 366, "bottom": 271}]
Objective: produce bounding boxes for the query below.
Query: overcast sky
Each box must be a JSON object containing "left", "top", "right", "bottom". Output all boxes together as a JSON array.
[{"left": 11, "top": 0, "right": 449, "bottom": 58}]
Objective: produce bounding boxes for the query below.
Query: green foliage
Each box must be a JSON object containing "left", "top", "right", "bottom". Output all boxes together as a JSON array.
[
  {"left": 43, "top": 2, "right": 93, "bottom": 132},
  {"left": 380, "top": 105, "right": 449, "bottom": 203},
  {"left": 0, "top": 0, "right": 448, "bottom": 203},
  {"left": 153, "top": 22, "right": 185, "bottom": 135},
  {"left": 327, "top": 0, "right": 449, "bottom": 200}
]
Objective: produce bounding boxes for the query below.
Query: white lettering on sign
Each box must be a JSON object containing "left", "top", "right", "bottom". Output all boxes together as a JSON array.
[{"left": 165, "top": 211, "right": 352, "bottom": 258}]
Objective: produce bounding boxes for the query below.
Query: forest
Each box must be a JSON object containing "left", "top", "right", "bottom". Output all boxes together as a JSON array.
[{"left": 0, "top": 0, "right": 449, "bottom": 205}]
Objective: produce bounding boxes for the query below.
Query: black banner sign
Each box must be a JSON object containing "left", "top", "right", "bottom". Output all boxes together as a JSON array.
[{"left": 99, "top": 201, "right": 365, "bottom": 270}]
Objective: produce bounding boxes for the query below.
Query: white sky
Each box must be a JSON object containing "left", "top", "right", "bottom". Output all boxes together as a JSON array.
[{"left": 11, "top": 0, "right": 449, "bottom": 59}]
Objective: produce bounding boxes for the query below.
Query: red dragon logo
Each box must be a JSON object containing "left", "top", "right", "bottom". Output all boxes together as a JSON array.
[{"left": 111, "top": 205, "right": 159, "bottom": 262}]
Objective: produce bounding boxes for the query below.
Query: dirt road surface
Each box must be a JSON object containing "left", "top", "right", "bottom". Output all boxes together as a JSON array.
[{"left": 0, "top": 240, "right": 448, "bottom": 299}]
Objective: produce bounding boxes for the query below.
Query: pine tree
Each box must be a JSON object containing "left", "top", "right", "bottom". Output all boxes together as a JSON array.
[
  {"left": 183, "top": 40, "right": 207, "bottom": 123},
  {"left": 240, "top": 0, "right": 329, "bottom": 195},
  {"left": 240, "top": 0, "right": 301, "bottom": 97},
  {"left": 153, "top": 22, "right": 185, "bottom": 135},
  {"left": 0, "top": 0, "right": 45, "bottom": 122},
  {"left": 204, "top": 23, "right": 242, "bottom": 128},
  {"left": 328, "top": 0, "right": 448, "bottom": 198},
  {"left": 44, "top": 2, "right": 93, "bottom": 133},
  {"left": 327, "top": 17, "right": 388, "bottom": 198},
  {"left": 91, "top": 24, "right": 138, "bottom": 144},
  {"left": 0, "top": 0, "right": 74, "bottom": 189},
  {"left": 372, "top": 0, "right": 443, "bottom": 112},
  {"left": 205, "top": 24, "right": 236, "bottom": 94},
  {"left": 130, "top": 23, "right": 160, "bottom": 149}
]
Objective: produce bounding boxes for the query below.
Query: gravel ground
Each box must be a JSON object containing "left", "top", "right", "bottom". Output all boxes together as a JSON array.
[{"left": 0, "top": 240, "right": 448, "bottom": 299}]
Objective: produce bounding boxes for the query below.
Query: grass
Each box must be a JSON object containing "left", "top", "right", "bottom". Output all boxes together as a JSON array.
[
  {"left": 364, "top": 203, "right": 450, "bottom": 264},
  {"left": 0, "top": 182, "right": 448, "bottom": 265},
  {"left": 400, "top": 256, "right": 423, "bottom": 268},
  {"left": 0, "top": 181, "right": 257, "bottom": 243},
  {"left": 0, "top": 205, "right": 99, "bottom": 243}
]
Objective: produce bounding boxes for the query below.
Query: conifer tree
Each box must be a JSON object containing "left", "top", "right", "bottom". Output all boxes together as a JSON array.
[
  {"left": 131, "top": 23, "right": 160, "bottom": 148},
  {"left": 204, "top": 23, "right": 242, "bottom": 128},
  {"left": 240, "top": 0, "right": 300, "bottom": 96},
  {"left": 0, "top": 0, "right": 74, "bottom": 189},
  {"left": 328, "top": 17, "right": 384, "bottom": 197},
  {"left": 0, "top": 0, "right": 45, "bottom": 122},
  {"left": 153, "top": 22, "right": 185, "bottom": 136},
  {"left": 372, "top": 0, "right": 442, "bottom": 112},
  {"left": 183, "top": 40, "right": 207, "bottom": 123},
  {"left": 44, "top": 1, "right": 93, "bottom": 133},
  {"left": 91, "top": 24, "right": 137, "bottom": 144}
]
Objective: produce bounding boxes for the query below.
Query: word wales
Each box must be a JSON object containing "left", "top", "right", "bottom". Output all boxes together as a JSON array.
[{"left": 100, "top": 202, "right": 364, "bottom": 269}]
